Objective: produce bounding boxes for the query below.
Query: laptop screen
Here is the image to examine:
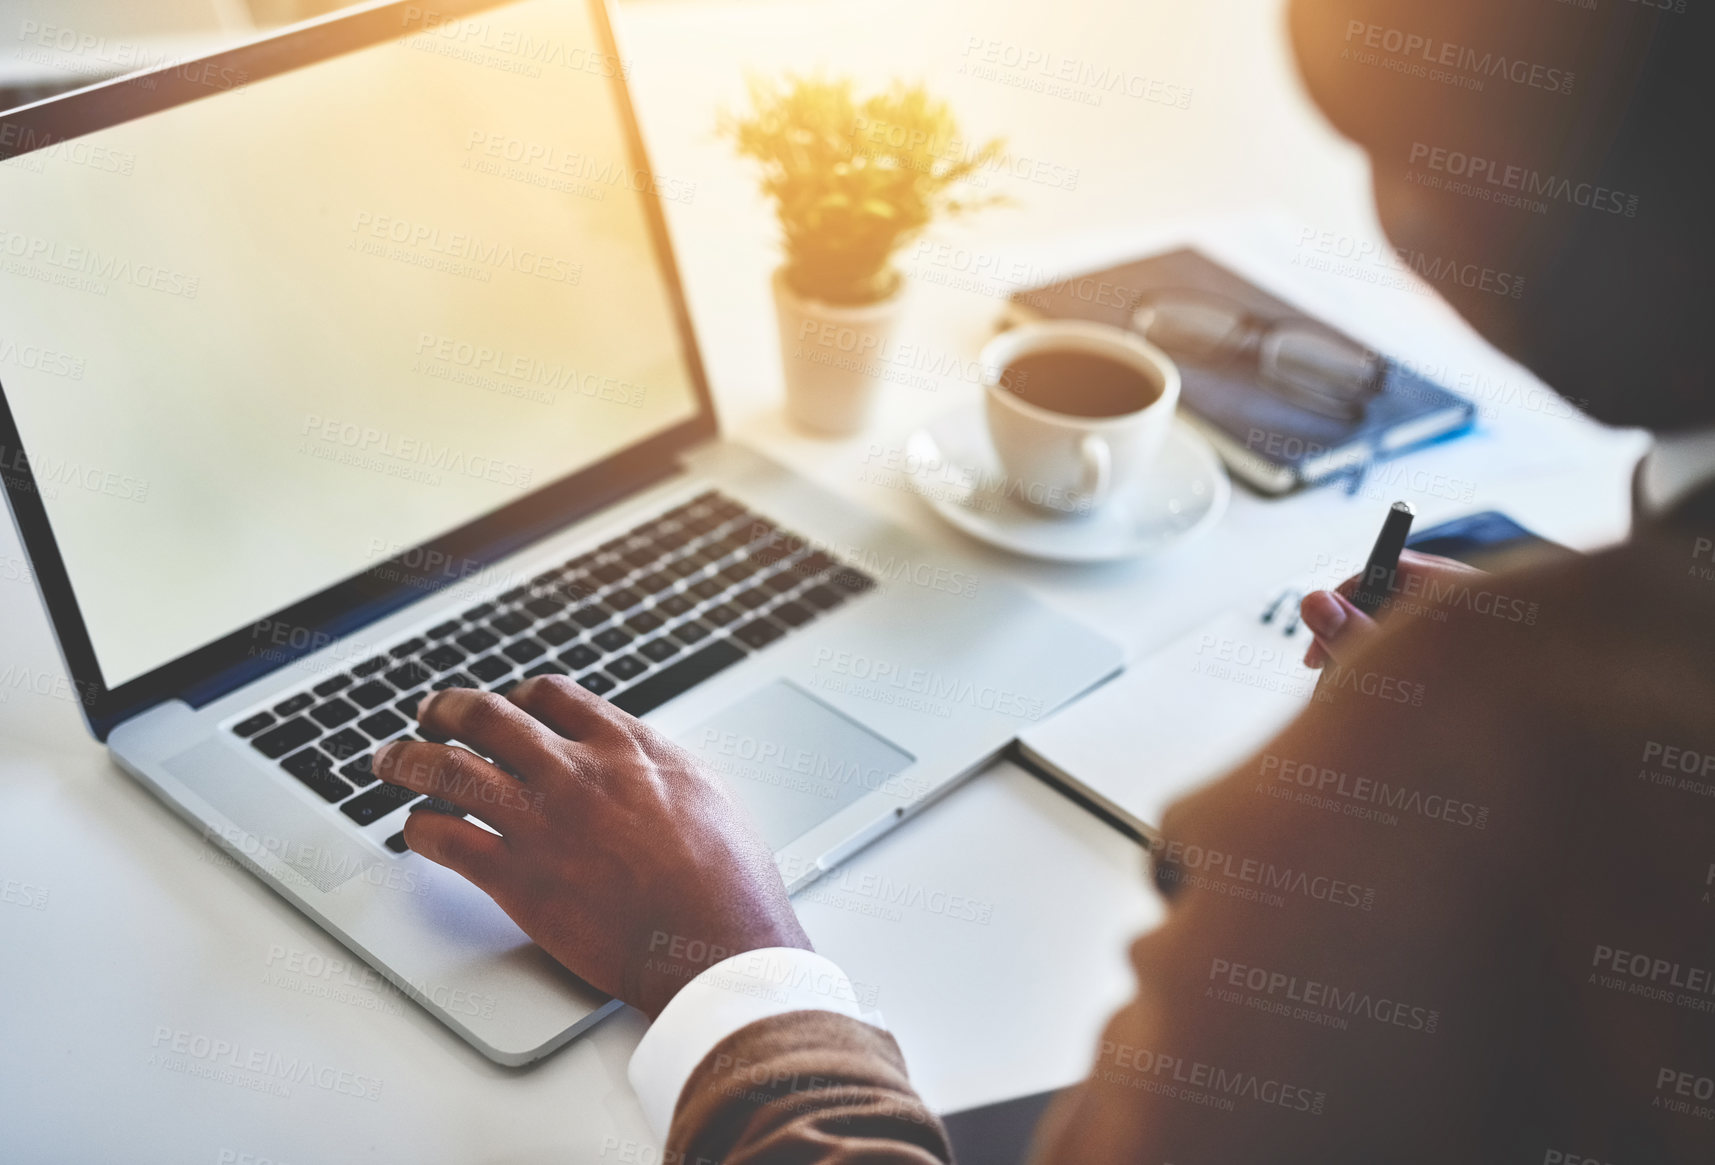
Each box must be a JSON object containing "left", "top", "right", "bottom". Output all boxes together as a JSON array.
[{"left": 0, "top": 0, "right": 703, "bottom": 690}]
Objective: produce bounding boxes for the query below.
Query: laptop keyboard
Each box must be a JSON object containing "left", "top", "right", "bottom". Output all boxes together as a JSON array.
[{"left": 226, "top": 490, "right": 875, "bottom": 852}]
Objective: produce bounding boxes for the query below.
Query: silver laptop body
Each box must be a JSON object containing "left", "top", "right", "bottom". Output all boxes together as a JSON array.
[{"left": 0, "top": 0, "right": 1121, "bottom": 1063}]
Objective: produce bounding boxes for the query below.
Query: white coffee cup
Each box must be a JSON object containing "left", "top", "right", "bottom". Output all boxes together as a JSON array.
[{"left": 980, "top": 321, "right": 1182, "bottom": 516}]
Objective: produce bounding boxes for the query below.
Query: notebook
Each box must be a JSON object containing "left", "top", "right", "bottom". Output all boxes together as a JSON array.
[
  {"left": 1005, "top": 248, "right": 1477, "bottom": 495},
  {"left": 1016, "top": 513, "right": 1568, "bottom": 840}
]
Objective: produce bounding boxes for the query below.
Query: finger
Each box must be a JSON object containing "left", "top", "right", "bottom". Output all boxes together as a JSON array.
[
  {"left": 416, "top": 687, "right": 568, "bottom": 778},
  {"left": 1334, "top": 549, "right": 1480, "bottom": 602},
  {"left": 401, "top": 809, "right": 511, "bottom": 888},
  {"left": 507, "top": 674, "right": 637, "bottom": 746},
  {"left": 1300, "top": 589, "right": 1380, "bottom": 666},
  {"left": 375, "top": 741, "right": 543, "bottom": 832}
]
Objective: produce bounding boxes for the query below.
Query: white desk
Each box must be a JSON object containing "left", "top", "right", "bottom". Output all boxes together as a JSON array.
[{"left": 0, "top": 0, "right": 1645, "bottom": 1161}]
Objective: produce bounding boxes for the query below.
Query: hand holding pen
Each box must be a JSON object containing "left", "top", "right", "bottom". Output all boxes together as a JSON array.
[{"left": 1300, "top": 502, "right": 1485, "bottom": 670}]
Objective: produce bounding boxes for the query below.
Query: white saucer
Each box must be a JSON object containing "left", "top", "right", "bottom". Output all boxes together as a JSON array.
[{"left": 900, "top": 403, "right": 1230, "bottom": 563}]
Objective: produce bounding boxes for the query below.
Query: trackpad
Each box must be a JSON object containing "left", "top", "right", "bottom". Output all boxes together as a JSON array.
[{"left": 680, "top": 680, "right": 915, "bottom": 851}]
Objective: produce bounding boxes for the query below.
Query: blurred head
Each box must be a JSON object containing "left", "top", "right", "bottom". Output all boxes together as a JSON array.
[{"left": 1287, "top": 0, "right": 1715, "bottom": 431}]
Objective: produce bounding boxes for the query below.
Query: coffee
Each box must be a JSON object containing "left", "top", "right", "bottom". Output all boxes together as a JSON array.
[{"left": 999, "top": 351, "right": 1161, "bottom": 419}]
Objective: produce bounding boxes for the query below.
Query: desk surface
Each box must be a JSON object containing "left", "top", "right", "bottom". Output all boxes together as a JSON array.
[{"left": 0, "top": 0, "right": 1644, "bottom": 1161}]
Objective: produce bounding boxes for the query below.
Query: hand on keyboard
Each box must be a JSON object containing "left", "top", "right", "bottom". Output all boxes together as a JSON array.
[
  {"left": 371, "top": 675, "right": 811, "bottom": 1018},
  {"left": 1299, "top": 550, "right": 1486, "bottom": 669}
]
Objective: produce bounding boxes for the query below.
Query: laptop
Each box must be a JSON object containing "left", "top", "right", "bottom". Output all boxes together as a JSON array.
[{"left": 0, "top": 0, "right": 1122, "bottom": 1064}]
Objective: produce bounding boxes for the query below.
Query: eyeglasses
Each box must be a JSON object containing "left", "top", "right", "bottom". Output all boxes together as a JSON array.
[{"left": 1131, "top": 290, "right": 1384, "bottom": 421}]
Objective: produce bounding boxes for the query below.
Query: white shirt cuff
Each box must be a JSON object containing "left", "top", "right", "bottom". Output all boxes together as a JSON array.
[{"left": 627, "top": 947, "right": 877, "bottom": 1139}]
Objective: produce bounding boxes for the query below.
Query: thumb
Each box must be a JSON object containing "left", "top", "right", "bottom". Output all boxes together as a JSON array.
[{"left": 1299, "top": 589, "right": 1381, "bottom": 669}]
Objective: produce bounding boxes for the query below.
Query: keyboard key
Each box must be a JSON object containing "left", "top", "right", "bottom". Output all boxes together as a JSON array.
[
  {"left": 357, "top": 710, "right": 407, "bottom": 739},
  {"left": 493, "top": 679, "right": 521, "bottom": 697},
  {"left": 607, "top": 655, "right": 648, "bottom": 681},
  {"left": 524, "top": 595, "right": 565, "bottom": 620},
  {"left": 657, "top": 593, "right": 695, "bottom": 617},
  {"left": 499, "top": 585, "right": 531, "bottom": 603},
  {"left": 703, "top": 603, "right": 742, "bottom": 627},
  {"left": 773, "top": 600, "right": 814, "bottom": 628},
  {"left": 627, "top": 611, "right": 665, "bottom": 635},
  {"left": 604, "top": 587, "right": 644, "bottom": 612},
  {"left": 690, "top": 577, "right": 727, "bottom": 600},
  {"left": 426, "top": 620, "right": 462, "bottom": 640},
  {"left": 309, "top": 698, "right": 360, "bottom": 729},
  {"left": 384, "top": 661, "right": 434, "bottom": 690},
  {"left": 390, "top": 637, "right": 426, "bottom": 659},
  {"left": 639, "top": 638, "right": 680, "bottom": 663},
  {"left": 792, "top": 551, "right": 836, "bottom": 581},
  {"left": 723, "top": 560, "right": 763, "bottom": 583},
  {"left": 524, "top": 661, "right": 570, "bottom": 678},
  {"left": 621, "top": 546, "right": 661, "bottom": 570},
  {"left": 395, "top": 692, "right": 426, "bottom": 719},
  {"left": 538, "top": 620, "right": 579, "bottom": 647},
  {"left": 342, "top": 755, "right": 380, "bottom": 788},
  {"left": 570, "top": 605, "right": 612, "bottom": 629},
  {"left": 432, "top": 672, "right": 477, "bottom": 690},
  {"left": 761, "top": 570, "right": 802, "bottom": 595},
  {"left": 593, "top": 627, "right": 634, "bottom": 652},
  {"left": 232, "top": 712, "right": 275, "bottom": 738},
  {"left": 589, "top": 561, "right": 628, "bottom": 584},
  {"left": 281, "top": 748, "right": 352, "bottom": 803},
  {"left": 610, "top": 640, "right": 747, "bottom": 717},
  {"left": 732, "top": 587, "right": 772, "bottom": 611},
  {"left": 578, "top": 672, "right": 617, "bottom": 696},
  {"left": 559, "top": 644, "right": 602, "bottom": 670},
  {"left": 801, "top": 584, "right": 845, "bottom": 611},
  {"left": 313, "top": 674, "right": 353, "bottom": 697},
  {"left": 341, "top": 782, "right": 418, "bottom": 826},
  {"left": 491, "top": 610, "right": 533, "bottom": 636},
  {"left": 734, "top": 618, "right": 785, "bottom": 650},
  {"left": 503, "top": 638, "right": 547, "bottom": 664},
  {"left": 252, "top": 717, "right": 319, "bottom": 759},
  {"left": 385, "top": 831, "right": 408, "bottom": 853},
  {"left": 469, "top": 655, "right": 512, "bottom": 683},
  {"left": 670, "top": 620, "right": 712, "bottom": 646},
  {"left": 420, "top": 644, "right": 466, "bottom": 672},
  {"left": 635, "top": 572, "right": 675, "bottom": 595},
  {"left": 347, "top": 680, "right": 395, "bottom": 709},
  {"left": 462, "top": 601, "right": 497, "bottom": 621},
  {"left": 663, "top": 557, "right": 708, "bottom": 582},
  {"left": 830, "top": 567, "right": 876, "bottom": 594},
  {"left": 352, "top": 656, "right": 390, "bottom": 678},
  {"left": 322, "top": 727, "right": 369, "bottom": 761},
  {"left": 456, "top": 628, "right": 499, "bottom": 653}
]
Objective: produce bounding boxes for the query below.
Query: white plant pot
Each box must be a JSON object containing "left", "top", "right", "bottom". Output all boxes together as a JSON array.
[{"left": 772, "top": 267, "right": 905, "bottom": 437}]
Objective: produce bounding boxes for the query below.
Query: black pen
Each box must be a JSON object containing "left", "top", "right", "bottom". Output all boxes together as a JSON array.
[{"left": 1351, "top": 501, "right": 1415, "bottom": 615}]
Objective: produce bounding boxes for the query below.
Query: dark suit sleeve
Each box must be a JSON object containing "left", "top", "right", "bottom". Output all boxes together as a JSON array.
[{"left": 667, "top": 1010, "right": 953, "bottom": 1164}]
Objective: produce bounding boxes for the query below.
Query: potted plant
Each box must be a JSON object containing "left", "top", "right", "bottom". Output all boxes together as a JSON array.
[{"left": 723, "top": 76, "right": 1004, "bottom": 436}]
